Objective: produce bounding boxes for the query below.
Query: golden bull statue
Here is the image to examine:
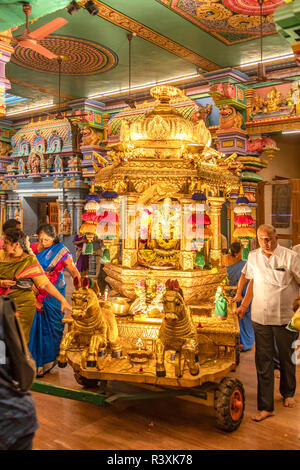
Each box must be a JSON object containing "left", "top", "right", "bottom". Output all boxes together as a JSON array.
[{"left": 58, "top": 278, "right": 121, "bottom": 368}]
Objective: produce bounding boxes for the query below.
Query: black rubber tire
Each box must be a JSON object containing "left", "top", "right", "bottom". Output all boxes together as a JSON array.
[
  {"left": 74, "top": 372, "right": 99, "bottom": 388},
  {"left": 214, "top": 376, "right": 245, "bottom": 432}
]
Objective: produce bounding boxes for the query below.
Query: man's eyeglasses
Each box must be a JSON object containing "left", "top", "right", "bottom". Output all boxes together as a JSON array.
[{"left": 258, "top": 236, "right": 275, "bottom": 243}]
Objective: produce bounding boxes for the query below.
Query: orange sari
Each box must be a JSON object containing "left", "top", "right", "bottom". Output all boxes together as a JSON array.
[{"left": 0, "top": 251, "right": 48, "bottom": 342}]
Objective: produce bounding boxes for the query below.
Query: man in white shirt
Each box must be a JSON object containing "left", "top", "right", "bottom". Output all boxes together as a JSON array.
[{"left": 235, "top": 224, "right": 300, "bottom": 422}]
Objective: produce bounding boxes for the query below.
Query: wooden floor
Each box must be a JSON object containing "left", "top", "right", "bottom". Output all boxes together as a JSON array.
[
  {"left": 31, "top": 275, "right": 300, "bottom": 450},
  {"left": 31, "top": 348, "right": 300, "bottom": 451}
]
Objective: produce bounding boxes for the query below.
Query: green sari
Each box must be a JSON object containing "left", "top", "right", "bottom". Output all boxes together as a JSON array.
[{"left": 0, "top": 251, "right": 48, "bottom": 342}]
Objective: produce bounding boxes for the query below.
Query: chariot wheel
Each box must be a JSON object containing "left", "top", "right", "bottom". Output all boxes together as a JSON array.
[
  {"left": 214, "top": 376, "right": 245, "bottom": 432},
  {"left": 74, "top": 372, "right": 99, "bottom": 389}
]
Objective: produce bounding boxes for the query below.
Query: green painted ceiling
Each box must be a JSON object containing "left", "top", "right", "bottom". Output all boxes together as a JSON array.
[{"left": 0, "top": 0, "right": 297, "bottom": 116}]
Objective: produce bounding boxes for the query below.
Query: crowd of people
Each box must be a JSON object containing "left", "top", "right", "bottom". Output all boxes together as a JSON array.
[
  {"left": 0, "top": 220, "right": 299, "bottom": 449},
  {"left": 0, "top": 219, "right": 81, "bottom": 449}
]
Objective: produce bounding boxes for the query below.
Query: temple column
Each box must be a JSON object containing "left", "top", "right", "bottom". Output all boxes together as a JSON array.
[
  {"left": 74, "top": 200, "right": 85, "bottom": 233},
  {"left": 58, "top": 199, "right": 65, "bottom": 235},
  {"left": 0, "top": 194, "right": 6, "bottom": 234},
  {"left": 0, "top": 37, "right": 14, "bottom": 117},
  {"left": 208, "top": 196, "right": 225, "bottom": 266},
  {"left": 70, "top": 200, "right": 75, "bottom": 235},
  {"left": 122, "top": 195, "right": 137, "bottom": 268},
  {"left": 6, "top": 200, "right": 13, "bottom": 219}
]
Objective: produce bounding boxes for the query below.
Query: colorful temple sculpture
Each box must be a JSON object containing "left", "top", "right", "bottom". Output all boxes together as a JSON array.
[
  {"left": 0, "top": 98, "right": 108, "bottom": 256},
  {"left": 0, "top": 29, "right": 14, "bottom": 117}
]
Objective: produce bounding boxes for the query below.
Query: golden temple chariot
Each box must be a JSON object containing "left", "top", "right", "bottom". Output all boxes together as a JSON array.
[{"left": 59, "top": 85, "right": 242, "bottom": 393}]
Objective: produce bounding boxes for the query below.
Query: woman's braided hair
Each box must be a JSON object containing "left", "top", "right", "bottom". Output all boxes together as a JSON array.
[{"left": 4, "top": 228, "right": 34, "bottom": 255}]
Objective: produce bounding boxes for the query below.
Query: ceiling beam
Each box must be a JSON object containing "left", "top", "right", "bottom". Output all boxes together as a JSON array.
[{"left": 7, "top": 76, "right": 77, "bottom": 101}]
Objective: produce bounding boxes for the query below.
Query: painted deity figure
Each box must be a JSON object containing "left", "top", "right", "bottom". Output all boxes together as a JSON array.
[
  {"left": 62, "top": 209, "right": 71, "bottom": 235},
  {"left": 264, "top": 87, "right": 283, "bottom": 113},
  {"left": 27, "top": 152, "right": 40, "bottom": 174},
  {"left": 54, "top": 156, "right": 63, "bottom": 173},
  {"left": 46, "top": 156, "right": 54, "bottom": 173},
  {"left": 214, "top": 286, "right": 228, "bottom": 320},
  {"left": 18, "top": 159, "right": 26, "bottom": 174},
  {"left": 289, "top": 81, "right": 300, "bottom": 115},
  {"left": 137, "top": 198, "right": 181, "bottom": 268}
]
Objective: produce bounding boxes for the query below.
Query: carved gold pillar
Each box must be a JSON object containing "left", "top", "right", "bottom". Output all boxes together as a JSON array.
[
  {"left": 102, "top": 113, "right": 111, "bottom": 142},
  {"left": 245, "top": 88, "right": 255, "bottom": 122},
  {"left": 180, "top": 198, "right": 194, "bottom": 271},
  {"left": 122, "top": 195, "right": 138, "bottom": 267},
  {"left": 0, "top": 38, "right": 14, "bottom": 117},
  {"left": 208, "top": 196, "right": 225, "bottom": 266}
]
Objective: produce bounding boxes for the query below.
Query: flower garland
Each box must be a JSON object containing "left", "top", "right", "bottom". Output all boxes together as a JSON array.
[
  {"left": 96, "top": 188, "right": 119, "bottom": 263},
  {"left": 79, "top": 193, "right": 100, "bottom": 255},
  {"left": 189, "top": 191, "right": 212, "bottom": 267}
]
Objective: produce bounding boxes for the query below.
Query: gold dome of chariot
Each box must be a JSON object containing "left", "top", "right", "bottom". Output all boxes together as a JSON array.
[{"left": 118, "top": 85, "right": 211, "bottom": 157}]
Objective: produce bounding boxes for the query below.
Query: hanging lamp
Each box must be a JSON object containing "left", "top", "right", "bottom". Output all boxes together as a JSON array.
[{"left": 232, "top": 185, "right": 256, "bottom": 260}]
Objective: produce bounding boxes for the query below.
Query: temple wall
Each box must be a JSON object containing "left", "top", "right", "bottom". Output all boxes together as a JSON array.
[{"left": 260, "top": 134, "right": 300, "bottom": 248}]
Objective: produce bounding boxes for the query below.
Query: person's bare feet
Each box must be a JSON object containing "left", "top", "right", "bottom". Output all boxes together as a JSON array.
[
  {"left": 283, "top": 397, "right": 296, "bottom": 408},
  {"left": 251, "top": 410, "right": 275, "bottom": 422},
  {"left": 274, "top": 369, "right": 280, "bottom": 379}
]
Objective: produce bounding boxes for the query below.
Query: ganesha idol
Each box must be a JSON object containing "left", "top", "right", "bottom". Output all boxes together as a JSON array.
[{"left": 137, "top": 197, "right": 181, "bottom": 269}]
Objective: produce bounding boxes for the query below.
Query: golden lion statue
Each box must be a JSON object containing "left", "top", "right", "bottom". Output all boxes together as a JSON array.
[
  {"left": 219, "top": 105, "right": 243, "bottom": 130},
  {"left": 80, "top": 126, "right": 103, "bottom": 146},
  {"left": 58, "top": 278, "right": 121, "bottom": 368},
  {"left": 156, "top": 280, "right": 199, "bottom": 378},
  {"left": 0, "top": 140, "right": 11, "bottom": 155}
]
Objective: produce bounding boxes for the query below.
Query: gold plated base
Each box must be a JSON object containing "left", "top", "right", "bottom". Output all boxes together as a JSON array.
[{"left": 104, "top": 263, "right": 227, "bottom": 304}]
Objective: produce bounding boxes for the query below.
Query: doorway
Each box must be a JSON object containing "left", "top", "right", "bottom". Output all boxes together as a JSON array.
[{"left": 23, "top": 197, "right": 60, "bottom": 237}]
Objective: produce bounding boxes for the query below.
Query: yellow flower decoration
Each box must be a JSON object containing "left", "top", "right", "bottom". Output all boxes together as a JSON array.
[
  {"left": 227, "top": 14, "right": 262, "bottom": 30},
  {"left": 196, "top": 3, "right": 232, "bottom": 21},
  {"left": 265, "top": 13, "right": 274, "bottom": 24}
]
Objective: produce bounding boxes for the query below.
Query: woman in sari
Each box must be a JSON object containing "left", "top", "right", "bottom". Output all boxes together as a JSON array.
[
  {"left": 29, "top": 224, "right": 80, "bottom": 377},
  {"left": 0, "top": 228, "right": 72, "bottom": 343},
  {"left": 222, "top": 242, "right": 255, "bottom": 352}
]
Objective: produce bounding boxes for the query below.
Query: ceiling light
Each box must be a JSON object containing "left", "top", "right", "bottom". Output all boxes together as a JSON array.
[
  {"left": 281, "top": 130, "right": 300, "bottom": 134},
  {"left": 88, "top": 72, "right": 201, "bottom": 99},
  {"left": 66, "top": 1, "right": 81, "bottom": 15},
  {"left": 239, "top": 54, "right": 294, "bottom": 68},
  {"left": 6, "top": 103, "right": 54, "bottom": 116},
  {"left": 85, "top": 0, "right": 99, "bottom": 16}
]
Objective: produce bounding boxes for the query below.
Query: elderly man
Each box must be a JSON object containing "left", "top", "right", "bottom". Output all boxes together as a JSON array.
[{"left": 235, "top": 224, "right": 300, "bottom": 422}]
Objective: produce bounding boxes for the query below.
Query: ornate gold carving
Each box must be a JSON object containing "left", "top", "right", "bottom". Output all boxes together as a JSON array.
[
  {"left": 179, "top": 251, "right": 194, "bottom": 271},
  {"left": 122, "top": 249, "right": 138, "bottom": 268},
  {"left": 58, "top": 280, "right": 121, "bottom": 367},
  {"left": 156, "top": 287, "right": 199, "bottom": 377}
]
